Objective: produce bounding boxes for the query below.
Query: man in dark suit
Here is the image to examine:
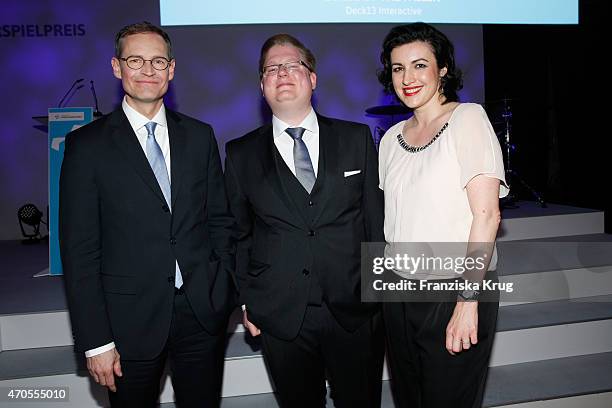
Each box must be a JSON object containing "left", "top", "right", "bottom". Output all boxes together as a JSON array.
[
  {"left": 224, "top": 34, "right": 384, "bottom": 408},
  {"left": 59, "top": 22, "right": 234, "bottom": 407}
]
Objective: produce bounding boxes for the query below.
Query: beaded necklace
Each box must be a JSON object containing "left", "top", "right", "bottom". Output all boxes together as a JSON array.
[{"left": 396, "top": 122, "right": 448, "bottom": 153}]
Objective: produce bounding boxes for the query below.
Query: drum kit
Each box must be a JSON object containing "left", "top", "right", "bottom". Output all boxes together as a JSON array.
[
  {"left": 364, "top": 98, "right": 546, "bottom": 208},
  {"left": 365, "top": 103, "right": 410, "bottom": 148}
]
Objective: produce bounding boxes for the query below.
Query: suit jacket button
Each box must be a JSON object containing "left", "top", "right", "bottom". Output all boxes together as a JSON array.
[
  {"left": 308, "top": 230, "right": 315, "bottom": 237},
  {"left": 308, "top": 201, "right": 314, "bottom": 206},
  {"left": 162, "top": 204, "right": 170, "bottom": 212},
  {"left": 303, "top": 269, "right": 310, "bottom": 276},
  {"left": 170, "top": 237, "right": 177, "bottom": 245}
]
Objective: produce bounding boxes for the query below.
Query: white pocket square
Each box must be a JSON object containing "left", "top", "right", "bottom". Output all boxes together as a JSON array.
[{"left": 344, "top": 170, "right": 361, "bottom": 177}]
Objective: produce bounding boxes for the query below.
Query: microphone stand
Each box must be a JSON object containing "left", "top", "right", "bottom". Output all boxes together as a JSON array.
[
  {"left": 90, "top": 80, "right": 103, "bottom": 117},
  {"left": 58, "top": 78, "right": 84, "bottom": 107},
  {"left": 61, "top": 84, "right": 84, "bottom": 108},
  {"left": 498, "top": 99, "right": 546, "bottom": 209}
]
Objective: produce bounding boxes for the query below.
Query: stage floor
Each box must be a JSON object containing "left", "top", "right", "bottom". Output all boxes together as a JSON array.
[{"left": 0, "top": 240, "right": 64, "bottom": 315}]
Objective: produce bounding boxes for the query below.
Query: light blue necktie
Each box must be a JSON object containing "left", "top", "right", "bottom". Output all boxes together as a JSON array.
[
  {"left": 144, "top": 121, "right": 183, "bottom": 289},
  {"left": 286, "top": 127, "right": 316, "bottom": 193}
]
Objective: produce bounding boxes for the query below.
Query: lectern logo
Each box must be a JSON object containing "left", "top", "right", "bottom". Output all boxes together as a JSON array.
[{"left": 49, "top": 112, "right": 85, "bottom": 121}]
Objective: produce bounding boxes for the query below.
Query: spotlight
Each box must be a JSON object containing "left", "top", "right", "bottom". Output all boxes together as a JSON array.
[{"left": 17, "top": 203, "right": 48, "bottom": 244}]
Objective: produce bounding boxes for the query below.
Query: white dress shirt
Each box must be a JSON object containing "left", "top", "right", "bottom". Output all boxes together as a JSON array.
[
  {"left": 123, "top": 97, "right": 171, "bottom": 176},
  {"left": 272, "top": 107, "right": 319, "bottom": 176},
  {"left": 85, "top": 97, "right": 177, "bottom": 358}
]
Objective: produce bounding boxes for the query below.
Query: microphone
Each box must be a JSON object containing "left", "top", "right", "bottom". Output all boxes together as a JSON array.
[
  {"left": 90, "top": 80, "right": 103, "bottom": 117},
  {"left": 62, "top": 84, "right": 84, "bottom": 108},
  {"left": 58, "top": 78, "right": 84, "bottom": 107}
]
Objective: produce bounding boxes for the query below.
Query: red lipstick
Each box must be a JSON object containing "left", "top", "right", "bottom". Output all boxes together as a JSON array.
[{"left": 403, "top": 86, "right": 423, "bottom": 96}]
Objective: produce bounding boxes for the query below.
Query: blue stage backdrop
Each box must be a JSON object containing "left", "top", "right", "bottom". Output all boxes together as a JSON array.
[{"left": 0, "top": 0, "right": 484, "bottom": 240}]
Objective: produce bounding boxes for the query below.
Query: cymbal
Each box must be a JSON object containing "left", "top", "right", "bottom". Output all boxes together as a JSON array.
[{"left": 365, "top": 104, "right": 410, "bottom": 116}]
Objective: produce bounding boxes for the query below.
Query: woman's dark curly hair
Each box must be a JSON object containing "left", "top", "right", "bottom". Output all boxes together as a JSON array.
[{"left": 377, "top": 23, "right": 463, "bottom": 103}]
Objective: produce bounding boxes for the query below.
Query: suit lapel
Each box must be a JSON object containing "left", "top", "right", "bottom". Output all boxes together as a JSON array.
[
  {"left": 310, "top": 115, "right": 339, "bottom": 226},
  {"left": 166, "top": 110, "right": 187, "bottom": 210},
  {"left": 108, "top": 109, "right": 167, "bottom": 204}
]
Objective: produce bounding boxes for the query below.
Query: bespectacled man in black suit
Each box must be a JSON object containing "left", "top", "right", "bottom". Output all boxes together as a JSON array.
[
  {"left": 60, "top": 21, "right": 235, "bottom": 407},
  {"left": 224, "top": 33, "right": 384, "bottom": 408}
]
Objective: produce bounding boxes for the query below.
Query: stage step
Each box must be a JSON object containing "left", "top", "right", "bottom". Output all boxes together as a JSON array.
[
  {"left": 497, "top": 233, "right": 612, "bottom": 277},
  {"left": 490, "top": 295, "right": 612, "bottom": 366},
  {"left": 214, "top": 352, "right": 612, "bottom": 408},
  {"left": 217, "top": 352, "right": 612, "bottom": 407},
  {"left": 2, "top": 352, "right": 605, "bottom": 408},
  {"left": 495, "top": 234, "right": 612, "bottom": 304},
  {"left": 497, "top": 294, "right": 612, "bottom": 332},
  {"left": 484, "top": 352, "right": 612, "bottom": 407},
  {"left": 498, "top": 202, "right": 604, "bottom": 241},
  {"left": 0, "top": 308, "right": 244, "bottom": 352}
]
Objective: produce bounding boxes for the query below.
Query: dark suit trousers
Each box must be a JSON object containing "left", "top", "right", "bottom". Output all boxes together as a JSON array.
[
  {"left": 384, "top": 279, "right": 499, "bottom": 408},
  {"left": 108, "top": 292, "right": 226, "bottom": 408},
  {"left": 260, "top": 302, "right": 384, "bottom": 408}
]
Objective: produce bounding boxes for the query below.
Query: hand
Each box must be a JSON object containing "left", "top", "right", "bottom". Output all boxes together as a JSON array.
[
  {"left": 243, "top": 310, "right": 261, "bottom": 337},
  {"left": 86, "top": 348, "right": 122, "bottom": 392},
  {"left": 445, "top": 301, "right": 478, "bottom": 355}
]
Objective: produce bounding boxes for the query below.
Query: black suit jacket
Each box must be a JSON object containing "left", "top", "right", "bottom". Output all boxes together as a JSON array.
[
  {"left": 59, "top": 108, "right": 235, "bottom": 359},
  {"left": 224, "top": 114, "right": 384, "bottom": 340}
]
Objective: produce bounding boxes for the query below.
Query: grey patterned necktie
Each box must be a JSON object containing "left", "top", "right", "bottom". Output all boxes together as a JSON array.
[
  {"left": 144, "top": 121, "right": 183, "bottom": 289},
  {"left": 286, "top": 127, "right": 316, "bottom": 193},
  {"left": 145, "top": 122, "right": 171, "bottom": 205}
]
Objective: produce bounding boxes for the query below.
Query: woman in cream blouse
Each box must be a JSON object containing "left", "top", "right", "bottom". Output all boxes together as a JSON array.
[{"left": 377, "top": 23, "right": 508, "bottom": 408}]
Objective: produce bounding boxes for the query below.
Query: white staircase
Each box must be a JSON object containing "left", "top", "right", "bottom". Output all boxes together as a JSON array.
[{"left": 1, "top": 202, "right": 611, "bottom": 408}]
